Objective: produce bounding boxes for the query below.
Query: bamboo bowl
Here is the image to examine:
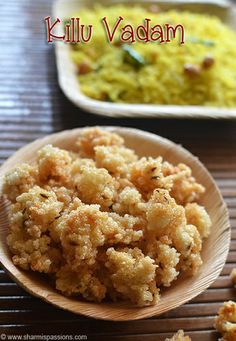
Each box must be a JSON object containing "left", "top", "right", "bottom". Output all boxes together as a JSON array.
[{"left": 0, "top": 127, "right": 231, "bottom": 321}]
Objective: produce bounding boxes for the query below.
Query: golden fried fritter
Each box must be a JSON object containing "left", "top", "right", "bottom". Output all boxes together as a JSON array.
[
  {"left": 77, "top": 127, "right": 124, "bottom": 158},
  {"left": 3, "top": 128, "right": 211, "bottom": 306},
  {"left": 215, "top": 301, "right": 236, "bottom": 341},
  {"left": 106, "top": 247, "right": 159, "bottom": 306},
  {"left": 162, "top": 162, "right": 205, "bottom": 205},
  {"left": 165, "top": 330, "right": 191, "bottom": 341},
  {"left": 95, "top": 145, "right": 137, "bottom": 176},
  {"left": 185, "top": 203, "right": 211, "bottom": 239}
]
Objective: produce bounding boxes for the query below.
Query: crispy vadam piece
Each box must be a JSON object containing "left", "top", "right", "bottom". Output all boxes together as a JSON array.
[
  {"left": 147, "top": 189, "right": 203, "bottom": 275},
  {"left": 146, "top": 189, "right": 186, "bottom": 238},
  {"left": 77, "top": 127, "right": 124, "bottom": 158},
  {"left": 215, "top": 301, "right": 236, "bottom": 341},
  {"left": 185, "top": 203, "right": 211, "bottom": 239},
  {"left": 60, "top": 204, "right": 143, "bottom": 270},
  {"left": 108, "top": 212, "right": 144, "bottom": 243},
  {"left": 146, "top": 238, "right": 180, "bottom": 287},
  {"left": 49, "top": 197, "right": 82, "bottom": 243},
  {"left": 3, "top": 163, "right": 38, "bottom": 202},
  {"left": 56, "top": 264, "right": 106, "bottom": 302},
  {"left": 106, "top": 247, "right": 159, "bottom": 306},
  {"left": 176, "top": 224, "right": 202, "bottom": 276},
  {"left": 112, "top": 186, "right": 145, "bottom": 216},
  {"left": 73, "top": 165, "right": 117, "bottom": 210},
  {"left": 37, "top": 144, "right": 72, "bottom": 185},
  {"left": 129, "top": 157, "right": 172, "bottom": 197},
  {"left": 70, "top": 158, "right": 95, "bottom": 176},
  {"left": 7, "top": 186, "right": 63, "bottom": 273},
  {"left": 230, "top": 268, "right": 236, "bottom": 285},
  {"left": 95, "top": 145, "right": 137, "bottom": 176},
  {"left": 162, "top": 162, "right": 205, "bottom": 205},
  {"left": 165, "top": 330, "right": 191, "bottom": 341},
  {"left": 3, "top": 127, "right": 211, "bottom": 306}
]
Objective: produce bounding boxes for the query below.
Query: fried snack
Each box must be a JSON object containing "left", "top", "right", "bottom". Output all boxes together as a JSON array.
[
  {"left": 73, "top": 165, "right": 117, "bottom": 210},
  {"left": 37, "top": 144, "right": 72, "bottom": 185},
  {"left": 215, "top": 301, "right": 236, "bottom": 341},
  {"left": 146, "top": 238, "right": 180, "bottom": 287},
  {"left": 105, "top": 247, "right": 159, "bottom": 306},
  {"left": 129, "top": 157, "right": 172, "bottom": 197},
  {"left": 7, "top": 186, "right": 63, "bottom": 272},
  {"left": 185, "top": 203, "right": 211, "bottom": 239},
  {"left": 95, "top": 145, "right": 137, "bottom": 176},
  {"left": 162, "top": 162, "right": 205, "bottom": 205},
  {"left": 146, "top": 189, "right": 202, "bottom": 275},
  {"left": 56, "top": 264, "right": 106, "bottom": 302},
  {"left": 3, "top": 163, "right": 38, "bottom": 202},
  {"left": 112, "top": 186, "right": 145, "bottom": 216},
  {"left": 165, "top": 330, "right": 191, "bottom": 341},
  {"left": 3, "top": 127, "right": 211, "bottom": 306},
  {"left": 60, "top": 204, "right": 143, "bottom": 270},
  {"left": 77, "top": 127, "right": 124, "bottom": 158}
]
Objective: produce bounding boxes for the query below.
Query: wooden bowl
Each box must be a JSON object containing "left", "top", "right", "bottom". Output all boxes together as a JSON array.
[{"left": 0, "top": 127, "right": 230, "bottom": 321}]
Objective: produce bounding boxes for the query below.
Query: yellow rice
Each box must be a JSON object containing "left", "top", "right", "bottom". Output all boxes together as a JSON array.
[{"left": 70, "top": 5, "right": 236, "bottom": 107}]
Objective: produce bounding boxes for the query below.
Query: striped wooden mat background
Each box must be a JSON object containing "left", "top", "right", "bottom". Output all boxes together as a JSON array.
[{"left": 0, "top": 0, "right": 236, "bottom": 340}]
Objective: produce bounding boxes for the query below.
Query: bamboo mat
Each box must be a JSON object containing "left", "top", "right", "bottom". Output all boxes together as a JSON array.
[{"left": 0, "top": 0, "right": 236, "bottom": 340}]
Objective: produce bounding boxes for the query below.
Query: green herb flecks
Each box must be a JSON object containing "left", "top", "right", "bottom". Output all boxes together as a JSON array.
[{"left": 122, "top": 44, "right": 146, "bottom": 68}]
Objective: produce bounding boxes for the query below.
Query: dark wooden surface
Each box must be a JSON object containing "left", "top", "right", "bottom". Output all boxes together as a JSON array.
[{"left": 0, "top": 0, "right": 236, "bottom": 340}]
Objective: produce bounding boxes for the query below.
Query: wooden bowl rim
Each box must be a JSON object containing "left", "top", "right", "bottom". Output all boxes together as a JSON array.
[{"left": 0, "top": 126, "right": 231, "bottom": 321}]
